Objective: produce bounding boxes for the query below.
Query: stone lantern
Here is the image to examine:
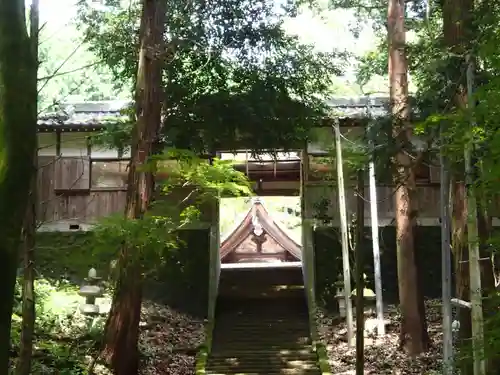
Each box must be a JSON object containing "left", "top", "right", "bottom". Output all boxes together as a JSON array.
[
  {"left": 79, "top": 268, "right": 104, "bottom": 316},
  {"left": 334, "top": 275, "right": 346, "bottom": 317}
]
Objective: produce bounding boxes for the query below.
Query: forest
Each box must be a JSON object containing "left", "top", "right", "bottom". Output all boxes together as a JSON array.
[{"left": 2, "top": 0, "right": 500, "bottom": 374}]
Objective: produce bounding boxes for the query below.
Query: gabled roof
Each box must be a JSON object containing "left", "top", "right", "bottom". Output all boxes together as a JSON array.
[{"left": 220, "top": 199, "right": 302, "bottom": 261}]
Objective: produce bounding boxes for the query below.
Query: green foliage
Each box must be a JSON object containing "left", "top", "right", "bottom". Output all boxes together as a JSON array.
[
  {"left": 89, "top": 117, "right": 134, "bottom": 154},
  {"left": 453, "top": 293, "right": 500, "bottom": 370},
  {"left": 356, "top": 48, "right": 387, "bottom": 87},
  {"left": 309, "top": 124, "right": 396, "bottom": 181},
  {"left": 158, "top": 148, "right": 253, "bottom": 198},
  {"left": 10, "top": 278, "right": 106, "bottom": 374},
  {"left": 77, "top": 0, "right": 342, "bottom": 152},
  {"left": 87, "top": 147, "right": 251, "bottom": 275},
  {"left": 91, "top": 215, "right": 182, "bottom": 276},
  {"left": 12, "top": 227, "right": 212, "bottom": 373}
]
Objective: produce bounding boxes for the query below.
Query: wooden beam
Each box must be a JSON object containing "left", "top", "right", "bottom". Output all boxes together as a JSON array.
[{"left": 55, "top": 130, "right": 61, "bottom": 156}]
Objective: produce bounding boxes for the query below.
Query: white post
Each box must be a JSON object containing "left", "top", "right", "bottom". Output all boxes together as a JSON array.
[
  {"left": 366, "top": 97, "right": 385, "bottom": 337},
  {"left": 334, "top": 120, "right": 354, "bottom": 347},
  {"left": 465, "top": 54, "right": 486, "bottom": 375},
  {"left": 368, "top": 158, "right": 385, "bottom": 336},
  {"left": 440, "top": 125, "right": 453, "bottom": 374}
]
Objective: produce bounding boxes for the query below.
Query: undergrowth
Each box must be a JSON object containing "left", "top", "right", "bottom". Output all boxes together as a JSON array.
[{"left": 10, "top": 277, "right": 107, "bottom": 374}]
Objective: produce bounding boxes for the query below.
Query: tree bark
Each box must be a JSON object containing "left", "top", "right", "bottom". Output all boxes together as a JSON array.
[
  {"left": 15, "top": 3, "right": 39, "bottom": 374},
  {"left": 441, "top": 0, "right": 489, "bottom": 372},
  {"left": 101, "top": 1, "right": 166, "bottom": 374},
  {"left": 15, "top": 171, "right": 37, "bottom": 375},
  {"left": 0, "top": 1, "right": 38, "bottom": 373},
  {"left": 388, "top": 0, "right": 430, "bottom": 355}
]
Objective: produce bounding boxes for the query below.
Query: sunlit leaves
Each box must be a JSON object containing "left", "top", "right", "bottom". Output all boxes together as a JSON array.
[
  {"left": 89, "top": 147, "right": 252, "bottom": 274},
  {"left": 158, "top": 148, "right": 253, "bottom": 199}
]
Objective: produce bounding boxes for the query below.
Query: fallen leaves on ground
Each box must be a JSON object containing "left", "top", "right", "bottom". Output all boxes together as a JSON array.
[
  {"left": 315, "top": 299, "right": 444, "bottom": 374},
  {"left": 139, "top": 300, "right": 206, "bottom": 375}
]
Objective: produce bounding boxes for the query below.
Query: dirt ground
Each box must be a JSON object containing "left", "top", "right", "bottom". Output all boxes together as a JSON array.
[
  {"left": 315, "top": 299, "right": 444, "bottom": 374},
  {"left": 139, "top": 300, "right": 206, "bottom": 375}
]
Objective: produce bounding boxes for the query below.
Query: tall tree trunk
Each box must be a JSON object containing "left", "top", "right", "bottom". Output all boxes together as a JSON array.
[
  {"left": 15, "top": 3, "right": 39, "bottom": 374},
  {"left": 0, "top": 1, "right": 38, "bottom": 373},
  {"left": 16, "top": 172, "right": 37, "bottom": 375},
  {"left": 388, "top": 0, "right": 430, "bottom": 355},
  {"left": 441, "top": 0, "right": 491, "bottom": 372},
  {"left": 102, "top": 1, "right": 165, "bottom": 374}
]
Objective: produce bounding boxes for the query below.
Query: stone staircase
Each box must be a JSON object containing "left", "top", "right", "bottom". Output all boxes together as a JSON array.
[{"left": 205, "top": 266, "right": 322, "bottom": 375}]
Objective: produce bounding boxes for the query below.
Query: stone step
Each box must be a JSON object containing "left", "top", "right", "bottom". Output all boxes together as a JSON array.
[
  {"left": 206, "top": 368, "right": 319, "bottom": 374},
  {"left": 213, "top": 330, "right": 310, "bottom": 337},
  {"left": 213, "top": 320, "right": 310, "bottom": 327},
  {"left": 210, "top": 348, "right": 316, "bottom": 357},
  {"left": 212, "top": 330, "right": 310, "bottom": 338},
  {"left": 218, "top": 288, "right": 306, "bottom": 299},
  {"left": 214, "top": 320, "right": 309, "bottom": 327},
  {"left": 216, "top": 301, "right": 308, "bottom": 313},
  {"left": 216, "top": 302, "right": 308, "bottom": 311},
  {"left": 211, "top": 345, "right": 312, "bottom": 353},
  {"left": 212, "top": 339, "right": 311, "bottom": 344},
  {"left": 215, "top": 317, "right": 309, "bottom": 323},
  {"left": 207, "top": 357, "right": 318, "bottom": 366},
  {"left": 205, "top": 369, "right": 321, "bottom": 375},
  {"left": 206, "top": 289, "right": 320, "bottom": 375},
  {"left": 219, "top": 268, "right": 304, "bottom": 285}
]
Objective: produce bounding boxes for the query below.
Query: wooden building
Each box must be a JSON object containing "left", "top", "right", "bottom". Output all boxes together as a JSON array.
[
  {"left": 36, "top": 96, "right": 454, "bottom": 232},
  {"left": 37, "top": 101, "right": 130, "bottom": 231},
  {"left": 220, "top": 198, "right": 301, "bottom": 264}
]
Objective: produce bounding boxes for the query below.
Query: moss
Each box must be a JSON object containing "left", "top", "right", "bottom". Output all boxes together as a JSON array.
[
  {"left": 306, "top": 299, "right": 332, "bottom": 375},
  {"left": 195, "top": 319, "right": 215, "bottom": 375},
  {"left": 315, "top": 342, "right": 332, "bottom": 375},
  {"left": 34, "top": 232, "right": 112, "bottom": 283}
]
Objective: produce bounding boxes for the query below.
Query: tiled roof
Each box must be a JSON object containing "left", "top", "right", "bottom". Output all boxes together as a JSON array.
[
  {"left": 326, "top": 96, "right": 389, "bottom": 118},
  {"left": 37, "top": 96, "right": 390, "bottom": 130},
  {"left": 37, "top": 100, "right": 131, "bottom": 129}
]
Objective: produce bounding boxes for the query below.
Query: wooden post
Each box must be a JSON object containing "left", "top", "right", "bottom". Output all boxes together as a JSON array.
[
  {"left": 465, "top": 54, "right": 485, "bottom": 375},
  {"left": 355, "top": 168, "right": 365, "bottom": 374},
  {"left": 368, "top": 131, "right": 385, "bottom": 337},
  {"left": 440, "top": 124, "right": 453, "bottom": 374},
  {"left": 301, "top": 147, "right": 315, "bottom": 305},
  {"left": 334, "top": 120, "right": 354, "bottom": 346}
]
